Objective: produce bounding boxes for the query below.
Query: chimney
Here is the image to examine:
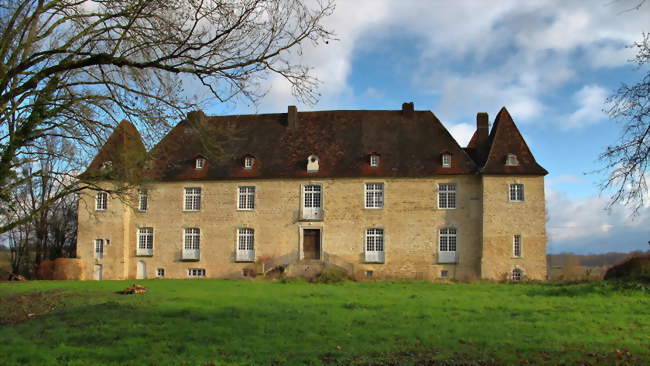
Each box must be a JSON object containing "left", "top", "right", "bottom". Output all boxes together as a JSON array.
[
  {"left": 288, "top": 105, "right": 298, "bottom": 129},
  {"left": 401, "top": 102, "right": 414, "bottom": 118},
  {"left": 475, "top": 112, "right": 490, "bottom": 164}
]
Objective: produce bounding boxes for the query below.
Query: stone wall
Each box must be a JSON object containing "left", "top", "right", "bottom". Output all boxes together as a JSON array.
[
  {"left": 480, "top": 175, "right": 547, "bottom": 280},
  {"left": 78, "top": 176, "right": 494, "bottom": 280}
]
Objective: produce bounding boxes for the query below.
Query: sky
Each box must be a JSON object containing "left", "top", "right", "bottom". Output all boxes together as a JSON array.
[{"left": 209, "top": 0, "right": 650, "bottom": 254}]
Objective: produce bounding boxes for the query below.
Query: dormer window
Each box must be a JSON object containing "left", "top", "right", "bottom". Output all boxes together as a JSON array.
[
  {"left": 307, "top": 154, "right": 319, "bottom": 173},
  {"left": 195, "top": 157, "right": 205, "bottom": 170},
  {"left": 506, "top": 153, "right": 519, "bottom": 166},
  {"left": 244, "top": 156, "right": 255, "bottom": 169},
  {"left": 441, "top": 153, "right": 452, "bottom": 168},
  {"left": 369, "top": 154, "right": 380, "bottom": 167}
]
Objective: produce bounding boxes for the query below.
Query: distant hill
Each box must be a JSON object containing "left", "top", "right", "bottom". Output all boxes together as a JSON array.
[{"left": 548, "top": 250, "right": 650, "bottom": 268}]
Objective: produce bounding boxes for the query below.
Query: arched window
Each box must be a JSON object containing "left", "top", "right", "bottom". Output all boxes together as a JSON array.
[{"left": 307, "top": 154, "right": 319, "bottom": 173}]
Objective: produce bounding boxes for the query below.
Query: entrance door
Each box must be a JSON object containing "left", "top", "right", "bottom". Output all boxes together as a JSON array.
[
  {"left": 136, "top": 261, "right": 147, "bottom": 279},
  {"left": 303, "top": 229, "right": 321, "bottom": 260},
  {"left": 93, "top": 264, "right": 103, "bottom": 280}
]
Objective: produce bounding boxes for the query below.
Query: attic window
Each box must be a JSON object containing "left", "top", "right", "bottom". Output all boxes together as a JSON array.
[
  {"left": 369, "top": 154, "right": 380, "bottom": 167},
  {"left": 195, "top": 157, "right": 205, "bottom": 170},
  {"left": 307, "top": 154, "right": 319, "bottom": 173},
  {"left": 506, "top": 153, "right": 519, "bottom": 166},
  {"left": 441, "top": 153, "right": 452, "bottom": 168},
  {"left": 244, "top": 156, "right": 255, "bottom": 169}
]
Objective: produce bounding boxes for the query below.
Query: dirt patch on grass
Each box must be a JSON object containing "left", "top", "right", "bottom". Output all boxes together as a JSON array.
[{"left": 0, "top": 290, "right": 66, "bottom": 325}]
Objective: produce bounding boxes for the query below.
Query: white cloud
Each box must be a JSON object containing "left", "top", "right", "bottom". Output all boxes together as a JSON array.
[
  {"left": 565, "top": 84, "right": 608, "bottom": 129},
  {"left": 447, "top": 122, "right": 475, "bottom": 147},
  {"left": 546, "top": 188, "right": 650, "bottom": 253}
]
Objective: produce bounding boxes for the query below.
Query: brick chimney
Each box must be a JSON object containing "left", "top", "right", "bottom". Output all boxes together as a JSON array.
[
  {"left": 402, "top": 102, "right": 414, "bottom": 118},
  {"left": 288, "top": 105, "right": 298, "bottom": 129},
  {"left": 475, "top": 112, "right": 490, "bottom": 164}
]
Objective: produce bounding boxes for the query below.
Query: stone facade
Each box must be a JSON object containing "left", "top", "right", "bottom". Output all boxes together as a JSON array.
[
  {"left": 77, "top": 105, "right": 548, "bottom": 281},
  {"left": 77, "top": 175, "right": 547, "bottom": 281}
]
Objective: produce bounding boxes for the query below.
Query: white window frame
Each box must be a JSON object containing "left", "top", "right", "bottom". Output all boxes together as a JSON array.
[
  {"left": 438, "top": 183, "right": 456, "bottom": 209},
  {"left": 244, "top": 156, "right": 254, "bottom": 169},
  {"left": 364, "top": 183, "right": 384, "bottom": 209},
  {"left": 511, "top": 267, "right": 523, "bottom": 281},
  {"left": 156, "top": 268, "right": 165, "bottom": 278},
  {"left": 94, "top": 239, "right": 104, "bottom": 259},
  {"left": 509, "top": 183, "right": 524, "bottom": 202},
  {"left": 506, "top": 153, "right": 519, "bottom": 166},
  {"left": 95, "top": 192, "right": 108, "bottom": 211},
  {"left": 183, "top": 228, "right": 201, "bottom": 260},
  {"left": 138, "top": 189, "right": 148, "bottom": 212},
  {"left": 188, "top": 268, "right": 206, "bottom": 278},
  {"left": 369, "top": 154, "right": 380, "bottom": 167},
  {"left": 184, "top": 187, "right": 202, "bottom": 211},
  {"left": 137, "top": 227, "right": 154, "bottom": 256},
  {"left": 195, "top": 158, "right": 205, "bottom": 169},
  {"left": 365, "top": 228, "right": 385, "bottom": 263},
  {"left": 237, "top": 186, "right": 256, "bottom": 210},
  {"left": 442, "top": 153, "right": 452, "bottom": 168},
  {"left": 236, "top": 228, "right": 255, "bottom": 262},
  {"left": 301, "top": 184, "right": 323, "bottom": 220},
  {"left": 438, "top": 227, "right": 457, "bottom": 263},
  {"left": 513, "top": 235, "right": 522, "bottom": 258}
]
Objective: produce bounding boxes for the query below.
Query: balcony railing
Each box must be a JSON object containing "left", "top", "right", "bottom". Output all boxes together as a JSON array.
[
  {"left": 136, "top": 248, "right": 153, "bottom": 256},
  {"left": 365, "top": 251, "right": 385, "bottom": 263},
  {"left": 300, "top": 207, "right": 324, "bottom": 221},
  {"left": 182, "top": 248, "right": 200, "bottom": 261},
  {"left": 236, "top": 249, "right": 255, "bottom": 262},
  {"left": 438, "top": 251, "right": 457, "bottom": 264}
]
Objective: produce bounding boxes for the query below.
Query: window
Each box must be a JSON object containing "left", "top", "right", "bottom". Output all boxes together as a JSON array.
[
  {"left": 184, "top": 187, "right": 202, "bottom": 210},
  {"left": 365, "top": 270, "right": 374, "bottom": 278},
  {"left": 307, "top": 154, "right": 319, "bottom": 173},
  {"left": 238, "top": 186, "right": 255, "bottom": 210},
  {"left": 302, "top": 184, "right": 323, "bottom": 220},
  {"left": 438, "top": 183, "right": 456, "bottom": 209},
  {"left": 365, "top": 183, "right": 384, "bottom": 209},
  {"left": 184, "top": 228, "right": 200, "bottom": 250},
  {"left": 513, "top": 235, "right": 522, "bottom": 258},
  {"left": 370, "top": 154, "right": 380, "bottom": 167},
  {"left": 506, "top": 153, "right": 519, "bottom": 166},
  {"left": 94, "top": 239, "right": 104, "bottom": 259},
  {"left": 237, "top": 228, "right": 255, "bottom": 262},
  {"left": 438, "top": 227, "right": 457, "bottom": 263},
  {"left": 509, "top": 184, "right": 524, "bottom": 202},
  {"left": 244, "top": 156, "right": 255, "bottom": 169},
  {"left": 138, "top": 189, "right": 148, "bottom": 212},
  {"left": 157, "top": 268, "right": 165, "bottom": 278},
  {"left": 195, "top": 158, "right": 205, "bottom": 169},
  {"left": 137, "top": 227, "right": 154, "bottom": 256},
  {"left": 304, "top": 185, "right": 322, "bottom": 208},
  {"left": 440, "top": 270, "right": 449, "bottom": 279},
  {"left": 442, "top": 153, "right": 452, "bottom": 168},
  {"left": 101, "top": 161, "right": 112, "bottom": 171},
  {"left": 188, "top": 268, "right": 206, "bottom": 277},
  {"left": 96, "top": 192, "right": 108, "bottom": 210},
  {"left": 511, "top": 268, "right": 523, "bottom": 281},
  {"left": 365, "top": 228, "right": 385, "bottom": 263}
]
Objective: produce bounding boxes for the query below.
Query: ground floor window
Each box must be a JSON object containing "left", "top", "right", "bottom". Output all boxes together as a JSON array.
[
  {"left": 511, "top": 268, "right": 523, "bottom": 281},
  {"left": 440, "top": 270, "right": 449, "bottom": 279},
  {"left": 188, "top": 268, "right": 206, "bottom": 278},
  {"left": 157, "top": 268, "right": 165, "bottom": 278},
  {"left": 94, "top": 239, "right": 104, "bottom": 259}
]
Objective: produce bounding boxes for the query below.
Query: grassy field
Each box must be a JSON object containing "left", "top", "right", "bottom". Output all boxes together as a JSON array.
[{"left": 0, "top": 279, "right": 649, "bottom": 366}]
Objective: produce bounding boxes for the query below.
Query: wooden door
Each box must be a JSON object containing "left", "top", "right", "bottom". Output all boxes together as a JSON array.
[{"left": 303, "top": 229, "right": 321, "bottom": 260}]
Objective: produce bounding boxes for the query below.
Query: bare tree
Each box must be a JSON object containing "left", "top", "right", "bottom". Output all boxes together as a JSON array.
[
  {"left": 601, "top": 32, "right": 649, "bottom": 213},
  {"left": 0, "top": 0, "right": 334, "bottom": 234}
]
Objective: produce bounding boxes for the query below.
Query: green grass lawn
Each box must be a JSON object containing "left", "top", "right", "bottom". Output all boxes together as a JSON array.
[{"left": 0, "top": 279, "right": 649, "bottom": 366}]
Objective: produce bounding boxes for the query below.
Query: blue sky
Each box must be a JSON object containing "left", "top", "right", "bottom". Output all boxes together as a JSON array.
[{"left": 211, "top": 0, "right": 650, "bottom": 254}]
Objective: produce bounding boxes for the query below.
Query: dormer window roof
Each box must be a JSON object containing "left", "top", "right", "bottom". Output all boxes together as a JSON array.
[
  {"left": 195, "top": 157, "right": 205, "bottom": 170},
  {"left": 244, "top": 155, "right": 255, "bottom": 169},
  {"left": 505, "top": 153, "right": 519, "bottom": 166},
  {"left": 307, "top": 154, "right": 319, "bottom": 173},
  {"left": 369, "top": 153, "right": 380, "bottom": 167},
  {"left": 441, "top": 153, "right": 452, "bottom": 168}
]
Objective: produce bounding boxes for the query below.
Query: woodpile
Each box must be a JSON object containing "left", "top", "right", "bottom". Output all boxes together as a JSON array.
[{"left": 119, "top": 284, "right": 146, "bottom": 294}]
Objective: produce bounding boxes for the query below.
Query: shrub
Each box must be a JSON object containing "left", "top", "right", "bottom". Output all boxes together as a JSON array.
[
  {"left": 604, "top": 254, "right": 650, "bottom": 282},
  {"left": 310, "top": 267, "right": 349, "bottom": 284}
]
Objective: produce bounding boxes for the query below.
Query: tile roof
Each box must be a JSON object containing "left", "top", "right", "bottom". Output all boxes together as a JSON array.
[{"left": 85, "top": 105, "right": 547, "bottom": 181}]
